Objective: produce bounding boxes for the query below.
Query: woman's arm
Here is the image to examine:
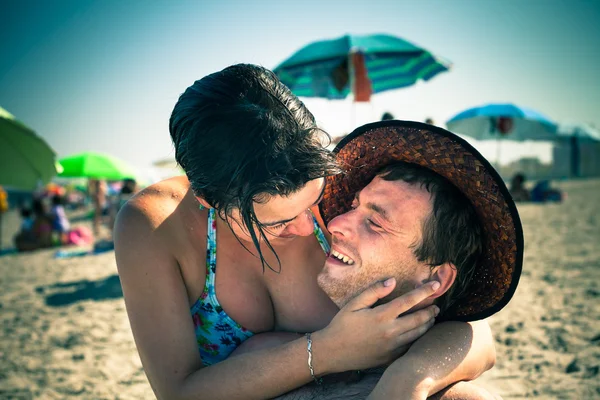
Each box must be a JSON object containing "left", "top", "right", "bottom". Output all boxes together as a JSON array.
[
  {"left": 368, "top": 320, "right": 496, "bottom": 400},
  {"left": 115, "top": 202, "right": 439, "bottom": 400}
]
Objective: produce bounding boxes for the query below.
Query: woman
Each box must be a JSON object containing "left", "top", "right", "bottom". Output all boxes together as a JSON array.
[{"left": 114, "top": 64, "right": 493, "bottom": 399}]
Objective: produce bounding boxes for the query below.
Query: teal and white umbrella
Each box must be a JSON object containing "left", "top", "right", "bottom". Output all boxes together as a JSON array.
[{"left": 274, "top": 33, "right": 450, "bottom": 101}]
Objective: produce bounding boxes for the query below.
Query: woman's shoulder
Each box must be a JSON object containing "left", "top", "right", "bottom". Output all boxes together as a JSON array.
[{"left": 116, "top": 176, "right": 204, "bottom": 241}]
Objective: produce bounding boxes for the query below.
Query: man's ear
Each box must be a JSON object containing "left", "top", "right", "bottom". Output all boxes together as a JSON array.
[{"left": 429, "top": 262, "right": 457, "bottom": 299}]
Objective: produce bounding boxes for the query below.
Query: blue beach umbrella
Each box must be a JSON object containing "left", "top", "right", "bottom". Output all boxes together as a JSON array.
[
  {"left": 274, "top": 33, "right": 450, "bottom": 101},
  {"left": 446, "top": 103, "right": 558, "bottom": 142}
]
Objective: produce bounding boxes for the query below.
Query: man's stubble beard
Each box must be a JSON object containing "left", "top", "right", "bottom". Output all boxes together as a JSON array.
[{"left": 317, "top": 259, "right": 419, "bottom": 309}]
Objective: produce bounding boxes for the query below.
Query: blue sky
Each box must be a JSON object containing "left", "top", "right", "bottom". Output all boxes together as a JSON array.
[{"left": 1, "top": 0, "right": 599, "bottom": 173}]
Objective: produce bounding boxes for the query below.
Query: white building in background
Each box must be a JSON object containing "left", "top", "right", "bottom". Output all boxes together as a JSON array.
[
  {"left": 551, "top": 124, "right": 600, "bottom": 179},
  {"left": 552, "top": 140, "right": 600, "bottom": 179}
]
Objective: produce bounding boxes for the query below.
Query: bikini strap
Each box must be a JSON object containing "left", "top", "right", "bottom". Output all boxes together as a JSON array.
[
  {"left": 205, "top": 208, "right": 217, "bottom": 287},
  {"left": 311, "top": 212, "right": 330, "bottom": 255}
]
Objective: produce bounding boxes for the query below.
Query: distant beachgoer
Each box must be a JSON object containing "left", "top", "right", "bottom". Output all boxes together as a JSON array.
[
  {"left": 15, "top": 199, "right": 53, "bottom": 251},
  {"left": 425, "top": 117, "right": 434, "bottom": 125},
  {"left": 110, "top": 178, "right": 138, "bottom": 231},
  {"left": 381, "top": 111, "right": 394, "bottom": 120},
  {"left": 31, "top": 199, "right": 53, "bottom": 248},
  {"left": 89, "top": 179, "right": 107, "bottom": 234},
  {"left": 117, "top": 178, "right": 137, "bottom": 210},
  {"left": 510, "top": 173, "right": 530, "bottom": 202},
  {"left": 51, "top": 195, "right": 71, "bottom": 235},
  {"left": 20, "top": 207, "right": 34, "bottom": 232},
  {"left": 531, "top": 180, "right": 564, "bottom": 203}
]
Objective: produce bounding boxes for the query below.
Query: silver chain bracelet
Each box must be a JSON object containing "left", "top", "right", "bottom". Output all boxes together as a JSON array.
[{"left": 305, "top": 333, "right": 323, "bottom": 385}]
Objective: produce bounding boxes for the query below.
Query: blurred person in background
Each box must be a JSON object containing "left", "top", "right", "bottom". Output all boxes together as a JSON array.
[
  {"left": 50, "top": 195, "right": 71, "bottom": 241},
  {"left": 114, "top": 64, "right": 495, "bottom": 400},
  {"left": 116, "top": 178, "right": 137, "bottom": 212},
  {"left": 19, "top": 207, "right": 34, "bottom": 233},
  {"left": 14, "top": 199, "right": 53, "bottom": 251},
  {"left": 510, "top": 173, "right": 530, "bottom": 202},
  {"left": 531, "top": 180, "right": 564, "bottom": 203},
  {"left": 89, "top": 179, "right": 107, "bottom": 235},
  {"left": 381, "top": 111, "right": 394, "bottom": 120},
  {"left": 110, "top": 178, "right": 138, "bottom": 233}
]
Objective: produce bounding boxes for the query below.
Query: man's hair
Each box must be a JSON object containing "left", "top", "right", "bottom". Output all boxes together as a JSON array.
[
  {"left": 377, "top": 162, "right": 483, "bottom": 314},
  {"left": 169, "top": 64, "right": 340, "bottom": 272}
]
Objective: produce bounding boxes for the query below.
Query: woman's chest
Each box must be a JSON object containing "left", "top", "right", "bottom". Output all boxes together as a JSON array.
[{"left": 214, "top": 235, "right": 337, "bottom": 334}]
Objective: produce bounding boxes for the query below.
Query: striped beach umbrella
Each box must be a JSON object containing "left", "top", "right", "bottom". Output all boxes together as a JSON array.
[{"left": 274, "top": 33, "right": 450, "bottom": 102}]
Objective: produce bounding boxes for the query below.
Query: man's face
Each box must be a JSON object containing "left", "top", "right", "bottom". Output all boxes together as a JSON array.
[{"left": 318, "top": 176, "right": 434, "bottom": 308}]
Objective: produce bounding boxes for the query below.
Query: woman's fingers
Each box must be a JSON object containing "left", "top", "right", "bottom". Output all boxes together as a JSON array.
[
  {"left": 394, "top": 314, "right": 437, "bottom": 347},
  {"left": 394, "top": 304, "right": 439, "bottom": 335},
  {"left": 378, "top": 281, "right": 440, "bottom": 318},
  {"left": 344, "top": 278, "right": 397, "bottom": 311}
]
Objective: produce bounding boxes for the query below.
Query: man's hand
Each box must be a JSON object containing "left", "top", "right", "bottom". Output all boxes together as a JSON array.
[{"left": 313, "top": 279, "right": 440, "bottom": 375}]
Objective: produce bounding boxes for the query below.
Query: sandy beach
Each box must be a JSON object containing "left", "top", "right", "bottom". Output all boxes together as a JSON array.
[{"left": 1, "top": 179, "right": 599, "bottom": 399}]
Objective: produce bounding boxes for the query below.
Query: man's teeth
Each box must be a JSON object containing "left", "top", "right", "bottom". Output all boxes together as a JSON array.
[{"left": 331, "top": 250, "right": 355, "bottom": 265}]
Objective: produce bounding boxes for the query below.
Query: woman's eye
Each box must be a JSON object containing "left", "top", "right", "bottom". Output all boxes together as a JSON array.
[{"left": 269, "top": 223, "right": 286, "bottom": 230}]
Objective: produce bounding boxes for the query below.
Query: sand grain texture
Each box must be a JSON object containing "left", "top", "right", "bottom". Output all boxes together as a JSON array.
[{"left": 1, "top": 179, "right": 599, "bottom": 399}]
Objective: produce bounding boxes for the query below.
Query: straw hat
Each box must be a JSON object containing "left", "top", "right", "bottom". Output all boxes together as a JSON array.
[{"left": 319, "top": 120, "right": 523, "bottom": 322}]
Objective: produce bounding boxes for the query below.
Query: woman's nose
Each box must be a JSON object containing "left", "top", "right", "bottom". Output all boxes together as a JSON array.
[{"left": 284, "top": 210, "right": 314, "bottom": 237}]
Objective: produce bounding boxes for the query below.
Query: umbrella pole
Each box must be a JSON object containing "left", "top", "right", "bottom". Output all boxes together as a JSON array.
[{"left": 496, "top": 138, "right": 502, "bottom": 167}]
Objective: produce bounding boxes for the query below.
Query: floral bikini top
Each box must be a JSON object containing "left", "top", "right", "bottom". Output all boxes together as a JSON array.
[{"left": 191, "top": 207, "right": 331, "bottom": 366}]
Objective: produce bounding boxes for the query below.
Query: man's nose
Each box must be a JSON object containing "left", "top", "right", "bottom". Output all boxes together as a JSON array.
[
  {"left": 327, "top": 211, "right": 353, "bottom": 238},
  {"left": 284, "top": 210, "right": 314, "bottom": 237}
]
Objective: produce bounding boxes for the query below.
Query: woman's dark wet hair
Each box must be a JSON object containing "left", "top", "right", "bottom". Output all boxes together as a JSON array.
[{"left": 169, "top": 64, "right": 340, "bottom": 272}]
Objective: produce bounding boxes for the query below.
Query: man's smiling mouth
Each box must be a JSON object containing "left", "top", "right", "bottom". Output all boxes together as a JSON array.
[{"left": 330, "top": 249, "right": 355, "bottom": 265}]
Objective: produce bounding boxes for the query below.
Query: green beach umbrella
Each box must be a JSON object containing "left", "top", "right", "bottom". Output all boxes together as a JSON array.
[
  {"left": 58, "top": 152, "right": 138, "bottom": 180},
  {"left": 0, "top": 106, "right": 59, "bottom": 190}
]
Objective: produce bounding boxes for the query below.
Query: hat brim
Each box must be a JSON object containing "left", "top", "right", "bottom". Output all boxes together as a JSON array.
[{"left": 319, "top": 120, "right": 523, "bottom": 322}]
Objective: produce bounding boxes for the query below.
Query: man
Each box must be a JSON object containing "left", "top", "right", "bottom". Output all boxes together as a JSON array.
[
  {"left": 318, "top": 161, "right": 481, "bottom": 314},
  {"left": 272, "top": 120, "right": 523, "bottom": 399}
]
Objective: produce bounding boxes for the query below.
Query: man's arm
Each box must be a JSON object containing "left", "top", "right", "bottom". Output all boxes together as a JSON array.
[
  {"left": 242, "top": 320, "right": 495, "bottom": 400},
  {"left": 368, "top": 320, "right": 496, "bottom": 400},
  {"left": 275, "top": 372, "right": 499, "bottom": 400}
]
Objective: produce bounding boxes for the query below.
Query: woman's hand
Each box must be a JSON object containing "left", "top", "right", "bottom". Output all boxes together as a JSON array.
[{"left": 312, "top": 278, "right": 440, "bottom": 375}]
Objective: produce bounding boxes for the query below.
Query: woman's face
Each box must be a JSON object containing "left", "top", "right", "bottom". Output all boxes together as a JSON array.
[{"left": 228, "top": 178, "right": 326, "bottom": 244}]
